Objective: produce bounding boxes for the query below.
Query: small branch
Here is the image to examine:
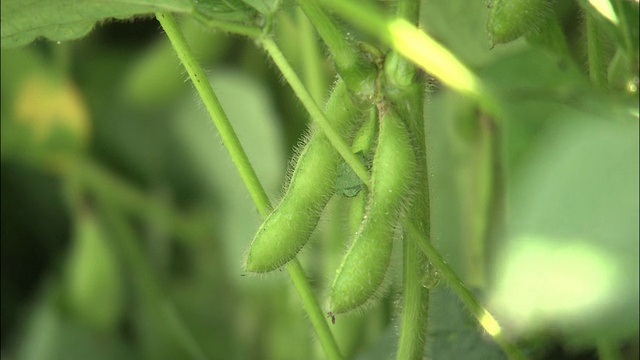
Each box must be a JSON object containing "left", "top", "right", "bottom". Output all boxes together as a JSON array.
[
  {"left": 156, "top": 12, "right": 270, "bottom": 217},
  {"left": 260, "top": 36, "right": 371, "bottom": 189},
  {"left": 156, "top": 13, "right": 343, "bottom": 360},
  {"left": 587, "top": 13, "right": 607, "bottom": 87},
  {"left": 320, "top": 0, "right": 486, "bottom": 103}
]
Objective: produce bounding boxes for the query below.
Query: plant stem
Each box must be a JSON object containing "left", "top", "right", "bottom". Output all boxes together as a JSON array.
[
  {"left": 306, "top": 3, "right": 526, "bottom": 357},
  {"left": 297, "top": 7, "right": 327, "bottom": 104},
  {"left": 320, "top": 0, "right": 485, "bottom": 102},
  {"left": 294, "top": 0, "right": 375, "bottom": 94},
  {"left": 286, "top": 259, "right": 343, "bottom": 360},
  {"left": 596, "top": 339, "right": 622, "bottom": 360},
  {"left": 390, "top": 0, "right": 430, "bottom": 358},
  {"left": 586, "top": 13, "right": 607, "bottom": 88},
  {"left": 156, "top": 13, "right": 343, "bottom": 360},
  {"left": 261, "top": 36, "right": 371, "bottom": 189},
  {"left": 407, "top": 224, "right": 527, "bottom": 360},
  {"left": 156, "top": 12, "right": 270, "bottom": 217},
  {"left": 610, "top": 0, "right": 634, "bottom": 58},
  {"left": 73, "top": 158, "right": 208, "bottom": 243},
  {"left": 97, "top": 194, "right": 209, "bottom": 360}
]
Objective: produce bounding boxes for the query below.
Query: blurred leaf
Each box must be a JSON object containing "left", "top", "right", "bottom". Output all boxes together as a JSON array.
[
  {"left": 491, "top": 114, "right": 639, "bottom": 345},
  {"left": 480, "top": 48, "right": 597, "bottom": 175},
  {"left": 421, "top": 0, "right": 525, "bottom": 68},
  {"left": 0, "top": 0, "right": 193, "bottom": 48},
  {"left": 122, "top": 17, "right": 232, "bottom": 107},
  {"left": 169, "top": 68, "right": 285, "bottom": 280},
  {"left": 239, "top": 0, "right": 277, "bottom": 15},
  {"left": 428, "top": 288, "right": 507, "bottom": 360},
  {"left": 15, "top": 286, "right": 133, "bottom": 360},
  {"left": 193, "top": 0, "right": 257, "bottom": 22},
  {"left": 65, "top": 210, "right": 124, "bottom": 331},
  {"left": 578, "top": 0, "right": 639, "bottom": 56},
  {"left": 335, "top": 152, "right": 365, "bottom": 198},
  {"left": 1, "top": 48, "right": 90, "bottom": 169}
]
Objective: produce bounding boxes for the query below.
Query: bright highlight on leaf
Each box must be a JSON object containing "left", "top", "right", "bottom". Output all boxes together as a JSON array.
[
  {"left": 480, "top": 310, "right": 502, "bottom": 337},
  {"left": 15, "top": 73, "right": 90, "bottom": 143},
  {"left": 387, "top": 19, "right": 483, "bottom": 99},
  {"left": 588, "top": 0, "right": 619, "bottom": 24},
  {"left": 490, "top": 236, "right": 618, "bottom": 333}
]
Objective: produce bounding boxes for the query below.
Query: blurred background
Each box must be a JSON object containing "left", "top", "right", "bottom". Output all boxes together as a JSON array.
[{"left": 1, "top": 1, "right": 638, "bottom": 359}]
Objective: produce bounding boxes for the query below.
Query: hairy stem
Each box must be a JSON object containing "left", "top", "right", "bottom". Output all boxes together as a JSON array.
[
  {"left": 297, "top": 7, "right": 327, "bottom": 104},
  {"left": 156, "top": 13, "right": 343, "bottom": 360},
  {"left": 261, "top": 36, "right": 371, "bottom": 189},
  {"left": 320, "top": 0, "right": 486, "bottom": 103},
  {"left": 407, "top": 224, "right": 527, "bottom": 360},
  {"left": 386, "top": 1, "right": 431, "bottom": 358},
  {"left": 587, "top": 13, "right": 607, "bottom": 87},
  {"left": 294, "top": 0, "right": 376, "bottom": 94}
]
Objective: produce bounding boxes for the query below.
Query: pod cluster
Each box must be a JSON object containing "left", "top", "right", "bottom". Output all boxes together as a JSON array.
[{"left": 245, "top": 79, "right": 418, "bottom": 316}]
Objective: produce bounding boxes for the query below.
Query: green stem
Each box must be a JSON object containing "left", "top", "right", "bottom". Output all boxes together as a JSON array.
[
  {"left": 156, "top": 12, "right": 270, "bottom": 217},
  {"left": 261, "top": 36, "right": 371, "bottom": 189},
  {"left": 596, "top": 339, "right": 622, "bottom": 360},
  {"left": 407, "top": 224, "right": 527, "bottom": 360},
  {"left": 294, "top": 0, "right": 375, "bottom": 94},
  {"left": 390, "top": 1, "right": 430, "bottom": 357},
  {"left": 320, "top": 0, "right": 486, "bottom": 102},
  {"left": 156, "top": 13, "right": 342, "bottom": 360},
  {"left": 397, "top": 228, "right": 430, "bottom": 360},
  {"left": 610, "top": 0, "right": 634, "bottom": 58},
  {"left": 309, "top": 3, "right": 525, "bottom": 357},
  {"left": 286, "top": 259, "right": 343, "bottom": 360},
  {"left": 74, "top": 158, "right": 208, "bottom": 243},
  {"left": 586, "top": 13, "right": 607, "bottom": 88},
  {"left": 97, "top": 195, "right": 208, "bottom": 360},
  {"left": 297, "top": 7, "right": 327, "bottom": 104}
]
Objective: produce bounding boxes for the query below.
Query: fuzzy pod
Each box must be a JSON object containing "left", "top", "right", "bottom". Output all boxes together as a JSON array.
[
  {"left": 245, "top": 80, "right": 363, "bottom": 273},
  {"left": 487, "top": 0, "right": 552, "bottom": 46},
  {"left": 329, "top": 107, "right": 417, "bottom": 315}
]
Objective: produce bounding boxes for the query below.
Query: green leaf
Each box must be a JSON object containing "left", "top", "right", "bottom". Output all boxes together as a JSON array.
[
  {"left": 65, "top": 210, "right": 124, "bottom": 331},
  {"left": 335, "top": 152, "right": 366, "bottom": 198},
  {"left": 428, "top": 288, "right": 507, "bottom": 360},
  {"left": 1, "top": 48, "right": 90, "bottom": 168},
  {"left": 239, "top": 0, "right": 277, "bottom": 14},
  {"left": 14, "top": 287, "right": 133, "bottom": 360},
  {"left": 192, "top": 0, "right": 257, "bottom": 23},
  {"left": 492, "top": 114, "right": 639, "bottom": 345},
  {"left": 0, "top": 0, "right": 193, "bottom": 48}
]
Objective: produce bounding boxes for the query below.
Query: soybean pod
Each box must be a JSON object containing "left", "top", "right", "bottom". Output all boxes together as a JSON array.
[
  {"left": 245, "top": 80, "right": 363, "bottom": 273},
  {"left": 329, "top": 107, "right": 417, "bottom": 315}
]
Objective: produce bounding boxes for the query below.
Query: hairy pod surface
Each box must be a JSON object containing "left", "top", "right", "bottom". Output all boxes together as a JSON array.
[
  {"left": 329, "top": 108, "right": 417, "bottom": 314},
  {"left": 487, "top": 0, "right": 552, "bottom": 45},
  {"left": 245, "top": 80, "right": 362, "bottom": 273}
]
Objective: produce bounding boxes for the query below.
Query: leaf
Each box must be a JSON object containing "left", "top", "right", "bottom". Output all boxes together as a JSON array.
[
  {"left": 1, "top": 48, "right": 90, "bottom": 168},
  {"left": 14, "top": 287, "right": 134, "bottom": 360},
  {"left": 428, "top": 288, "right": 507, "bottom": 360},
  {"left": 491, "top": 114, "right": 639, "bottom": 345},
  {"left": 0, "top": 0, "right": 193, "bottom": 48},
  {"left": 335, "top": 152, "right": 366, "bottom": 198},
  {"left": 65, "top": 210, "right": 124, "bottom": 331},
  {"left": 239, "top": 0, "right": 278, "bottom": 14},
  {"left": 169, "top": 68, "right": 286, "bottom": 281},
  {"left": 192, "top": 0, "right": 257, "bottom": 23}
]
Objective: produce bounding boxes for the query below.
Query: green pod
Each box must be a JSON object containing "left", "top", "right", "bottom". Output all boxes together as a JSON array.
[
  {"left": 245, "top": 80, "right": 363, "bottom": 273},
  {"left": 329, "top": 108, "right": 417, "bottom": 314},
  {"left": 487, "top": 0, "right": 552, "bottom": 46}
]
